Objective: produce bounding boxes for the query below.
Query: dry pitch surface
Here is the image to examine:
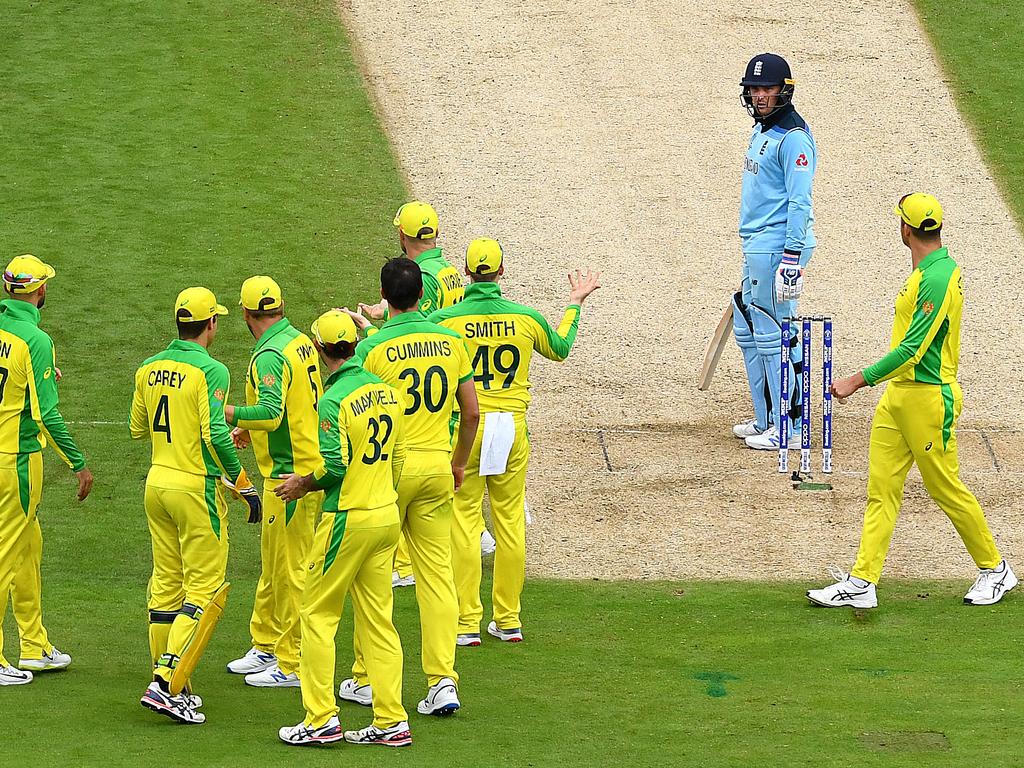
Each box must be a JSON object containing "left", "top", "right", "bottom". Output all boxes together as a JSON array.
[{"left": 339, "top": 0, "right": 1024, "bottom": 580}]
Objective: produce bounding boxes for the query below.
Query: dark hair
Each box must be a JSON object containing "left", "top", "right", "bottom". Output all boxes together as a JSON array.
[
  {"left": 908, "top": 222, "right": 942, "bottom": 240},
  {"left": 470, "top": 270, "right": 499, "bottom": 283},
  {"left": 381, "top": 258, "right": 422, "bottom": 311},
  {"left": 319, "top": 340, "right": 356, "bottom": 361},
  {"left": 245, "top": 306, "right": 283, "bottom": 319},
  {"left": 176, "top": 314, "right": 211, "bottom": 340}
]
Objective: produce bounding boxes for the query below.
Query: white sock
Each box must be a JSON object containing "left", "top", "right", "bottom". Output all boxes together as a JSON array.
[{"left": 849, "top": 576, "right": 871, "bottom": 588}]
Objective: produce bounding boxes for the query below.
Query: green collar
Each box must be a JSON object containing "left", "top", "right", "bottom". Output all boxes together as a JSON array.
[
  {"left": 414, "top": 247, "right": 444, "bottom": 265},
  {"left": 381, "top": 310, "right": 426, "bottom": 328},
  {"left": 253, "top": 317, "right": 292, "bottom": 351},
  {"left": 0, "top": 299, "right": 42, "bottom": 325},
  {"left": 465, "top": 282, "right": 502, "bottom": 298},
  {"left": 918, "top": 246, "right": 949, "bottom": 271},
  {"left": 325, "top": 357, "right": 362, "bottom": 387},
  {"left": 167, "top": 338, "right": 211, "bottom": 356}
]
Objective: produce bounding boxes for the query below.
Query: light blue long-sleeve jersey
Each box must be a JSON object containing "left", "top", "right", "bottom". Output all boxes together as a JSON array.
[{"left": 739, "top": 107, "right": 817, "bottom": 254}]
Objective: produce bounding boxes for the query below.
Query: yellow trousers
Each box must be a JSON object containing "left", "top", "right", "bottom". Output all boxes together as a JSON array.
[
  {"left": 354, "top": 454, "right": 459, "bottom": 687},
  {"left": 852, "top": 381, "right": 1001, "bottom": 583},
  {"left": 11, "top": 517, "right": 53, "bottom": 660},
  {"left": 394, "top": 532, "right": 414, "bottom": 579},
  {"left": 248, "top": 479, "right": 320, "bottom": 675},
  {"left": 452, "top": 415, "right": 530, "bottom": 632},
  {"left": 299, "top": 505, "right": 406, "bottom": 729},
  {"left": 0, "top": 451, "right": 43, "bottom": 668},
  {"left": 144, "top": 467, "right": 229, "bottom": 684}
]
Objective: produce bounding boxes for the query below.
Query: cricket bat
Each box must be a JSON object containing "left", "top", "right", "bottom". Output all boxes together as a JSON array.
[{"left": 697, "top": 302, "right": 733, "bottom": 391}]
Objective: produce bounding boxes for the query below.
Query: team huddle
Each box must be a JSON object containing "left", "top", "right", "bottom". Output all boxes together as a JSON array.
[{"left": 0, "top": 201, "right": 601, "bottom": 747}]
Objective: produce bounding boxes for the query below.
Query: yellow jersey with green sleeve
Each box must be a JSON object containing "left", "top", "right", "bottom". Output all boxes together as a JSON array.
[
  {"left": 354, "top": 312, "right": 473, "bottom": 452},
  {"left": 862, "top": 247, "right": 963, "bottom": 386},
  {"left": 130, "top": 339, "right": 243, "bottom": 484},
  {"left": 226, "top": 318, "right": 322, "bottom": 478},
  {"left": 0, "top": 299, "right": 86, "bottom": 470},
  {"left": 427, "top": 282, "right": 581, "bottom": 414},
  {"left": 313, "top": 359, "right": 406, "bottom": 513},
  {"left": 415, "top": 247, "right": 464, "bottom": 314}
]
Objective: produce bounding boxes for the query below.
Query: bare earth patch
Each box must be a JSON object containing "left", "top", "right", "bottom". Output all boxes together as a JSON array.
[{"left": 339, "top": 0, "right": 1024, "bottom": 579}]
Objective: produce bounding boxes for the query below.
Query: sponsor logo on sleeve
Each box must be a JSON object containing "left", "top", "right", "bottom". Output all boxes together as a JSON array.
[
  {"left": 795, "top": 153, "right": 809, "bottom": 169},
  {"left": 262, "top": 373, "right": 277, "bottom": 387},
  {"left": 922, "top": 301, "right": 935, "bottom": 315},
  {"left": 320, "top": 419, "right": 332, "bottom": 433},
  {"left": 213, "top": 388, "right": 225, "bottom": 401}
]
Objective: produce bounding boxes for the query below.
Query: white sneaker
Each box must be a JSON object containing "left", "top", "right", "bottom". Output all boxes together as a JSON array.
[
  {"left": 417, "top": 677, "right": 460, "bottom": 716},
  {"left": 226, "top": 647, "right": 277, "bottom": 675},
  {"left": 964, "top": 560, "right": 1018, "bottom": 605},
  {"left": 487, "top": 621, "right": 523, "bottom": 642},
  {"left": 19, "top": 647, "right": 72, "bottom": 671},
  {"left": 806, "top": 567, "right": 878, "bottom": 609},
  {"left": 140, "top": 682, "right": 205, "bottom": 724},
  {"left": 183, "top": 690, "right": 203, "bottom": 709},
  {"left": 392, "top": 571, "right": 416, "bottom": 588},
  {"left": 279, "top": 715, "right": 344, "bottom": 746},
  {"left": 480, "top": 530, "right": 496, "bottom": 555},
  {"left": 456, "top": 633, "right": 481, "bottom": 647},
  {"left": 344, "top": 721, "right": 412, "bottom": 747},
  {"left": 0, "top": 665, "right": 33, "bottom": 686},
  {"left": 744, "top": 425, "right": 780, "bottom": 450},
  {"left": 338, "top": 677, "right": 373, "bottom": 706},
  {"left": 733, "top": 419, "right": 764, "bottom": 439},
  {"left": 245, "top": 663, "right": 300, "bottom": 688}
]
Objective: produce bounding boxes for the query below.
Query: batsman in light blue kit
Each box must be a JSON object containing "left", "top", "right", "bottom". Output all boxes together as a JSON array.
[{"left": 731, "top": 53, "right": 817, "bottom": 450}]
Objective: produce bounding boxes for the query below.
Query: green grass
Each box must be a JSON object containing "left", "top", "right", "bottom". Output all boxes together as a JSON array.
[
  {"left": 913, "top": 0, "right": 1024, "bottom": 224},
  {"left": 6, "top": 567, "right": 1024, "bottom": 767},
  {"left": 3, "top": 1, "right": 1024, "bottom": 766}
]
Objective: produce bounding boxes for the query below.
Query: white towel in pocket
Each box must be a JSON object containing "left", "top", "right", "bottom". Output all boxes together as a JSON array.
[{"left": 479, "top": 412, "right": 515, "bottom": 476}]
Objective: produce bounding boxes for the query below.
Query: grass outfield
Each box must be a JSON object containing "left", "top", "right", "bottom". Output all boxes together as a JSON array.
[
  {"left": 3, "top": 1, "right": 1024, "bottom": 766},
  {"left": 913, "top": 0, "right": 1024, "bottom": 222},
  {"left": 6, "top": 576, "right": 1024, "bottom": 766}
]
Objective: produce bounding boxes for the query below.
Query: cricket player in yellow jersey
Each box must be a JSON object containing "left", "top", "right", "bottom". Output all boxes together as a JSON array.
[
  {"left": 808, "top": 194, "right": 1017, "bottom": 608},
  {"left": 223, "top": 277, "right": 323, "bottom": 687},
  {"left": 131, "top": 288, "right": 262, "bottom": 724},
  {"left": 275, "top": 310, "right": 411, "bottom": 747},
  {"left": 429, "top": 239, "right": 601, "bottom": 643},
  {"left": 0, "top": 255, "right": 92, "bottom": 687},
  {"left": 343, "top": 258, "right": 479, "bottom": 716},
  {"left": 359, "top": 201, "right": 465, "bottom": 588}
]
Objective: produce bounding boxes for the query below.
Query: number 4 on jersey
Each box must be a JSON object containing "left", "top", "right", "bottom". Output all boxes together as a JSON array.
[{"left": 472, "top": 344, "right": 520, "bottom": 390}]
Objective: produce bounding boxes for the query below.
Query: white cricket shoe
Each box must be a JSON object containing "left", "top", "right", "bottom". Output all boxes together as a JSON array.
[
  {"left": 344, "top": 721, "right": 412, "bottom": 747},
  {"left": 226, "top": 647, "right": 277, "bottom": 674},
  {"left": 733, "top": 419, "right": 764, "bottom": 439},
  {"left": 456, "top": 633, "right": 481, "bottom": 647},
  {"left": 245, "top": 664, "right": 300, "bottom": 688},
  {"left": 807, "top": 568, "right": 877, "bottom": 609},
  {"left": 183, "top": 690, "right": 203, "bottom": 709},
  {"left": 964, "top": 560, "right": 1018, "bottom": 605},
  {"left": 140, "top": 682, "right": 205, "bottom": 724},
  {"left": 0, "top": 665, "right": 33, "bottom": 686},
  {"left": 417, "top": 677, "right": 460, "bottom": 716},
  {"left": 279, "top": 715, "right": 344, "bottom": 746},
  {"left": 338, "top": 677, "right": 373, "bottom": 706},
  {"left": 744, "top": 425, "right": 780, "bottom": 450},
  {"left": 392, "top": 571, "right": 416, "bottom": 588},
  {"left": 481, "top": 529, "right": 497, "bottom": 555},
  {"left": 19, "top": 647, "right": 72, "bottom": 671},
  {"left": 487, "top": 621, "right": 523, "bottom": 642}
]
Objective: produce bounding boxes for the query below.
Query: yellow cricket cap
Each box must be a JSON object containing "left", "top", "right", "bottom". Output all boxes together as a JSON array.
[
  {"left": 466, "top": 238, "right": 504, "bottom": 275},
  {"left": 3, "top": 254, "right": 55, "bottom": 294},
  {"left": 894, "top": 192, "right": 943, "bottom": 231},
  {"left": 311, "top": 310, "right": 358, "bottom": 345},
  {"left": 239, "top": 275, "right": 283, "bottom": 311},
  {"left": 393, "top": 201, "right": 439, "bottom": 240},
  {"left": 175, "top": 287, "right": 229, "bottom": 322}
]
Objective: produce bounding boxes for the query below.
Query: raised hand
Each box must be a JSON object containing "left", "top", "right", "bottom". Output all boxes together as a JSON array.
[{"left": 568, "top": 269, "right": 602, "bottom": 305}]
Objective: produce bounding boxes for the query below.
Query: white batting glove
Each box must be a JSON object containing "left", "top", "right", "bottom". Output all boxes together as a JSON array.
[{"left": 775, "top": 253, "right": 804, "bottom": 302}]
